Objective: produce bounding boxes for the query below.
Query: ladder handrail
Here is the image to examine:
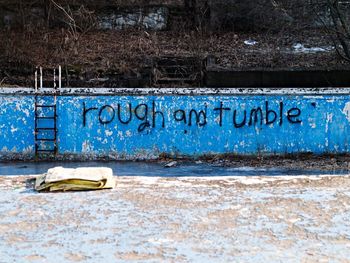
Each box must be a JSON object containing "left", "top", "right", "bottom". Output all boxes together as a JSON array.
[
  {"left": 34, "top": 65, "right": 62, "bottom": 93},
  {"left": 34, "top": 66, "right": 60, "bottom": 159}
]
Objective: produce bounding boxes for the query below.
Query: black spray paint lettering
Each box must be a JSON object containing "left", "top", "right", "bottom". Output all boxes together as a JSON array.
[
  {"left": 83, "top": 101, "right": 165, "bottom": 131},
  {"left": 233, "top": 110, "right": 246, "bottom": 128},
  {"left": 287, "top": 108, "right": 302, "bottom": 123},
  {"left": 174, "top": 110, "right": 187, "bottom": 124},
  {"left": 174, "top": 106, "right": 207, "bottom": 127},
  {"left": 248, "top": 107, "right": 263, "bottom": 126},
  {"left": 134, "top": 104, "right": 150, "bottom": 132},
  {"left": 152, "top": 101, "right": 165, "bottom": 129},
  {"left": 83, "top": 102, "right": 97, "bottom": 127},
  {"left": 83, "top": 100, "right": 302, "bottom": 132},
  {"left": 213, "top": 101, "right": 301, "bottom": 127},
  {"left": 266, "top": 101, "right": 277, "bottom": 125},
  {"left": 213, "top": 102, "right": 230, "bottom": 127},
  {"left": 117, "top": 103, "right": 132, "bottom": 124},
  {"left": 99, "top": 105, "right": 115, "bottom": 124}
]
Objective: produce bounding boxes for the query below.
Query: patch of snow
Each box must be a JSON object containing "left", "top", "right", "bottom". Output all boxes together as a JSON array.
[
  {"left": 292, "top": 43, "right": 333, "bottom": 54},
  {"left": 244, "top": 40, "right": 258, "bottom": 46},
  {"left": 288, "top": 218, "right": 301, "bottom": 224}
]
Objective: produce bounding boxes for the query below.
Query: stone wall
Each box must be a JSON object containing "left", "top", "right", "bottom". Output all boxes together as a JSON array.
[
  {"left": 1, "top": 0, "right": 349, "bottom": 31},
  {"left": 98, "top": 7, "right": 169, "bottom": 31},
  {"left": 0, "top": 1, "right": 183, "bottom": 30}
]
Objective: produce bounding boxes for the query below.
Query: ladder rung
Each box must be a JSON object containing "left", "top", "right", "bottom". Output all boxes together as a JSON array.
[
  {"left": 35, "top": 145, "right": 57, "bottom": 151},
  {"left": 35, "top": 105, "right": 56, "bottom": 108},
  {"left": 35, "top": 95, "right": 58, "bottom": 157},
  {"left": 35, "top": 127, "right": 57, "bottom": 131},
  {"left": 36, "top": 116, "right": 56, "bottom": 119},
  {"left": 36, "top": 149, "right": 56, "bottom": 153}
]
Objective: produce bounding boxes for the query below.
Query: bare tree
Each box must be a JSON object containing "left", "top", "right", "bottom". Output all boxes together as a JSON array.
[
  {"left": 328, "top": 0, "right": 350, "bottom": 61},
  {"left": 313, "top": 0, "right": 350, "bottom": 61}
]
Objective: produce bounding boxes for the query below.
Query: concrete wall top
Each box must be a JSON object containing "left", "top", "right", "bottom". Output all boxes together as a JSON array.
[{"left": 1, "top": 87, "right": 350, "bottom": 96}]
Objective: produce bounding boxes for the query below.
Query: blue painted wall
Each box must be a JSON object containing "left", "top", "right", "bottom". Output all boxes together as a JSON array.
[
  {"left": 1, "top": 94, "right": 350, "bottom": 159},
  {"left": 0, "top": 96, "right": 35, "bottom": 156}
]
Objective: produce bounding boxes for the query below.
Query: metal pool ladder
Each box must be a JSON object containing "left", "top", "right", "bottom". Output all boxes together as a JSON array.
[{"left": 34, "top": 66, "right": 61, "bottom": 159}]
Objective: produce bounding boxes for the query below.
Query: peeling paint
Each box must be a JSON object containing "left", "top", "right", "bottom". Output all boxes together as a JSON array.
[
  {"left": 105, "top": 130, "right": 113, "bottom": 137},
  {"left": 342, "top": 102, "right": 350, "bottom": 123},
  {"left": 0, "top": 91, "right": 350, "bottom": 159},
  {"left": 3, "top": 87, "right": 350, "bottom": 96},
  {"left": 125, "top": 130, "right": 132, "bottom": 137},
  {"left": 57, "top": 94, "right": 350, "bottom": 157},
  {"left": 10, "top": 125, "right": 18, "bottom": 133}
]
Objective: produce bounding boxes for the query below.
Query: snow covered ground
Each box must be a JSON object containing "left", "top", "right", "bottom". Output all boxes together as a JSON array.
[{"left": 0, "top": 173, "right": 350, "bottom": 262}]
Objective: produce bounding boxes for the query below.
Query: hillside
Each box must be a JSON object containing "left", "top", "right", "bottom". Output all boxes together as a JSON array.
[{"left": 0, "top": 0, "right": 349, "bottom": 87}]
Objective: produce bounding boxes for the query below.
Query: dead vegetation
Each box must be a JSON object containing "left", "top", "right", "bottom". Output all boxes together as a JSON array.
[
  {"left": 1, "top": 28, "right": 348, "bottom": 87},
  {"left": 0, "top": 0, "right": 349, "bottom": 87}
]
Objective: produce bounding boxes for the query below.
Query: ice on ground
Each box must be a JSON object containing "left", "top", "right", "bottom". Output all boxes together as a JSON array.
[{"left": 1, "top": 174, "right": 350, "bottom": 262}]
